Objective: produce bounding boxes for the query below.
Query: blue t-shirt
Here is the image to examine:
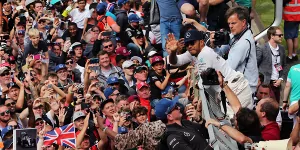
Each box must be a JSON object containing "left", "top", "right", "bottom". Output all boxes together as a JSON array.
[
  {"left": 156, "top": 0, "right": 182, "bottom": 20},
  {"left": 287, "top": 64, "right": 300, "bottom": 103}
]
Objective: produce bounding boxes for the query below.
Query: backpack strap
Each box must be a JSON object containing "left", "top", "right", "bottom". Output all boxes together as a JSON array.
[{"left": 243, "top": 39, "right": 251, "bottom": 74}]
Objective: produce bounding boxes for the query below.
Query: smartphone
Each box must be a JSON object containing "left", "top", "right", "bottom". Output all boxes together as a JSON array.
[
  {"left": 33, "top": 54, "right": 41, "bottom": 60},
  {"left": 77, "top": 88, "right": 84, "bottom": 95},
  {"left": 102, "top": 32, "right": 111, "bottom": 36},
  {"left": 90, "top": 58, "right": 99, "bottom": 64},
  {"left": 48, "top": 84, "right": 53, "bottom": 89},
  {"left": 66, "top": 37, "right": 70, "bottom": 41}
]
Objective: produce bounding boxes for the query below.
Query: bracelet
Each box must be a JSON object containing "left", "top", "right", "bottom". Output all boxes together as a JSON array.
[{"left": 221, "top": 81, "right": 228, "bottom": 89}]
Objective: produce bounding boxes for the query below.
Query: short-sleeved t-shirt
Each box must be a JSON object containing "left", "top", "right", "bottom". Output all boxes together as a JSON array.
[
  {"left": 149, "top": 70, "right": 166, "bottom": 100},
  {"left": 287, "top": 64, "right": 300, "bottom": 103},
  {"left": 97, "top": 15, "right": 117, "bottom": 32},
  {"left": 234, "top": 0, "right": 251, "bottom": 8},
  {"left": 125, "top": 26, "right": 144, "bottom": 44},
  {"left": 69, "top": 8, "right": 91, "bottom": 29},
  {"left": 24, "top": 40, "right": 48, "bottom": 59}
]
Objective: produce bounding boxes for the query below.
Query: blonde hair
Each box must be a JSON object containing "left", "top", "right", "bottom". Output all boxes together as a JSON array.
[{"left": 28, "top": 28, "right": 40, "bottom": 38}]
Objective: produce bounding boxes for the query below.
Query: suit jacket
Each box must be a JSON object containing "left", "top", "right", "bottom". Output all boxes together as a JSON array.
[{"left": 257, "top": 43, "right": 287, "bottom": 84}]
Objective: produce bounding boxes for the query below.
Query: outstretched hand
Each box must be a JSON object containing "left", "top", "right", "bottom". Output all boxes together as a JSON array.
[{"left": 166, "top": 33, "right": 178, "bottom": 53}]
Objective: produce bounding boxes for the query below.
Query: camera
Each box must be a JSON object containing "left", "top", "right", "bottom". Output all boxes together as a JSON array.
[
  {"left": 200, "top": 68, "right": 219, "bottom": 85},
  {"left": 206, "top": 31, "right": 230, "bottom": 46}
]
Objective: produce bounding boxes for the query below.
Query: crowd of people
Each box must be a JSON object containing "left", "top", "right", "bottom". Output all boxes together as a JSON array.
[{"left": 0, "top": 0, "right": 299, "bottom": 149}]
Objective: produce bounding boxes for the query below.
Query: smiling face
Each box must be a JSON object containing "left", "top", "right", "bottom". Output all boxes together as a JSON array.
[
  {"left": 99, "top": 54, "right": 110, "bottom": 68},
  {"left": 137, "top": 86, "right": 150, "bottom": 99},
  {"left": 8, "top": 88, "right": 19, "bottom": 101},
  {"left": 102, "top": 102, "right": 116, "bottom": 118},
  {"left": 0, "top": 106, "right": 11, "bottom": 123}
]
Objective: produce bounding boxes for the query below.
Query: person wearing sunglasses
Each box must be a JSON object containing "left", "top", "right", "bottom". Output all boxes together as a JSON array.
[
  {"left": 168, "top": 29, "right": 253, "bottom": 119},
  {"left": 155, "top": 97, "right": 210, "bottom": 150},
  {"left": 4, "top": 99, "right": 24, "bottom": 128},
  {"left": 0, "top": 67, "right": 11, "bottom": 96},
  {"left": 0, "top": 105, "right": 11, "bottom": 130},
  {"left": 257, "top": 27, "right": 287, "bottom": 103}
]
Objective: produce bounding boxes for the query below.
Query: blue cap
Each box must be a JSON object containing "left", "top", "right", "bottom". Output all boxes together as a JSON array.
[
  {"left": 118, "top": 126, "right": 128, "bottom": 134},
  {"left": 107, "top": 77, "right": 119, "bottom": 85},
  {"left": 96, "top": 2, "right": 107, "bottom": 14},
  {"left": 104, "top": 87, "right": 117, "bottom": 99},
  {"left": 55, "top": 64, "right": 67, "bottom": 72},
  {"left": 2, "top": 125, "right": 13, "bottom": 138},
  {"left": 161, "top": 85, "right": 175, "bottom": 95},
  {"left": 184, "top": 29, "right": 205, "bottom": 43},
  {"left": 117, "top": 0, "right": 128, "bottom": 6},
  {"left": 50, "top": 0, "right": 60, "bottom": 5},
  {"left": 155, "top": 98, "right": 179, "bottom": 120},
  {"left": 128, "top": 14, "right": 141, "bottom": 23}
]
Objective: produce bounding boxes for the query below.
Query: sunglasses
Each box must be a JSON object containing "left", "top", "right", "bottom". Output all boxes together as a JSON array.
[
  {"left": 125, "top": 66, "right": 135, "bottom": 69},
  {"left": 103, "top": 44, "right": 113, "bottom": 49},
  {"left": 33, "top": 105, "right": 44, "bottom": 110},
  {"left": 10, "top": 125, "right": 18, "bottom": 129},
  {"left": 185, "top": 41, "right": 196, "bottom": 47},
  {"left": 66, "top": 60, "right": 73, "bottom": 65},
  {"left": 35, "top": 120, "right": 44, "bottom": 126},
  {"left": 92, "top": 30, "right": 99, "bottom": 32},
  {"left": 5, "top": 102, "right": 16, "bottom": 107},
  {"left": 109, "top": 83, "right": 119, "bottom": 86},
  {"left": 0, "top": 72, "right": 10, "bottom": 76},
  {"left": 0, "top": 110, "right": 10, "bottom": 116},
  {"left": 274, "top": 34, "right": 283, "bottom": 37}
]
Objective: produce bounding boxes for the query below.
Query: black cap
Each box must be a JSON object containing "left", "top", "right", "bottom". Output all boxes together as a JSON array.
[
  {"left": 134, "top": 66, "right": 148, "bottom": 74},
  {"left": 100, "top": 99, "right": 114, "bottom": 110},
  {"left": 184, "top": 29, "right": 205, "bottom": 43},
  {"left": 7, "top": 82, "right": 20, "bottom": 90}
]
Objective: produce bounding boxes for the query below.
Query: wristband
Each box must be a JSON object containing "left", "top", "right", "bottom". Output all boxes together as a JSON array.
[{"left": 103, "top": 126, "right": 108, "bottom": 132}]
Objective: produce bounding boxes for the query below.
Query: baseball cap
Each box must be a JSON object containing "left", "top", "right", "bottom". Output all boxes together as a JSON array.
[
  {"left": 161, "top": 85, "right": 175, "bottom": 95},
  {"left": 4, "top": 139, "right": 13, "bottom": 149},
  {"left": 96, "top": 2, "right": 107, "bottom": 14},
  {"left": 106, "top": 77, "right": 119, "bottom": 85},
  {"left": 25, "top": 0, "right": 35, "bottom": 7},
  {"left": 155, "top": 98, "right": 179, "bottom": 120},
  {"left": 35, "top": 114, "right": 43, "bottom": 121},
  {"left": 136, "top": 82, "right": 149, "bottom": 91},
  {"left": 100, "top": 99, "right": 114, "bottom": 110},
  {"left": 55, "top": 64, "right": 67, "bottom": 72},
  {"left": 116, "top": 47, "right": 131, "bottom": 56},
  {"left": 147, "top": 51, "right": 158, "bottom": 58},
  {"left": 7, "top": 82, "right": 20, "bottom": 90},
  {"left": 50, "top": 0, "right": 60, "bottom": 5},
  {"left": 104, "top": 87, "right": 117, "bottom": 99},
  {"left": 122, "top": 60, "right": 134, "bottom": 69},
  {"left": 73, "top": 111, "right": 86, "bottom": 122},
  {"left": 136, "top": 30, "right": 143, "bottom": 37},
  {"left": 71, "top": 42, "right": 82, "bottom": 50},
  {"left": 127, "top": 95, "right": 139, "bottom": 103},
  {"left": 0, "top": 67, "right": 9, "bottom": 75},
  {"left": 184, "top": 29, "right": 205, "bottom": 43},
  {"left": 134, "top": 65, "right": 147, "bottom": 74},
  {"left": 130, "top": 56, "right": 142, "bottom": 64},
  {"left": 151, "top": 56, "right": 164, "bottom": 65},
  {"left": 1, "top": 125, "right": 13, "bottom": 138},
  {"left": 117, "top": 0, "right": 128, "bottom": 6},
  {"left": 128, "top": 14, "right": 141, "bottom": 23}
]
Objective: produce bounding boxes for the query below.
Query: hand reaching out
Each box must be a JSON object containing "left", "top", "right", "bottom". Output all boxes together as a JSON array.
[{"left": 166, "top": 33, "right": 178, "bottom": 53}]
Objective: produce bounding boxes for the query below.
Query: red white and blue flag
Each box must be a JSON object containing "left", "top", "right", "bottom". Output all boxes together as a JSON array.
[{"left": 44, "top": 123, "right": 76, "bottom": 148}]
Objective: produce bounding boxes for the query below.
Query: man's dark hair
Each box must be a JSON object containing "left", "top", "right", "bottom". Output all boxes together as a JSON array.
[
  {"left": 68, "top": 22, "right": 77, "bottom": 28},
  {"left": 236, "top": 108, "right": 261, "bottom": 136},
  {"left": 225, "top": 6, "right": 249, "bottom": 22},
  {"left": 267, "top": 26, "right": 281, "bottom": 40},
  {"left": 77, "top": 0, "right": 86, "bottom": 3},
  {"left": 260, "top": 98, "right": 279, "bottom": 121},
  {"left": 102, "top": 39, "right": 113, "bottom": 44},
  {"left": 47, "top": 72, "right": 58, "bottom": 79},
  {"left": 258, "top": 84, "right": 271, "bottom": 91},
  {"left": 115, "top": 95, "right": 128, "bottom": 104},
  {"left": 34, "top": 1, "right": 43, "bottom": 8},
  {"left": 132, "top": 106, "right": 148, "bottom": 118}
]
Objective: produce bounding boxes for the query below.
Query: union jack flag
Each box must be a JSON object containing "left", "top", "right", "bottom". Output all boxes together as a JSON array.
[{"left": 44, "top": 123, "right": 76, "bottom": 148}]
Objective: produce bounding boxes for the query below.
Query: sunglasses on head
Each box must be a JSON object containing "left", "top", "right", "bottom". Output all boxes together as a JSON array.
[
  {"left": 0, "top": 71, "right": 10, "bottom": 76},
  {"left": 0, "top": 110, "right": 10, "bottom": 116},
  {"left": 168, "top": 105, "right": 180, "bottom": 114},
  {"left": 66, "top": 60, "right": 73, "bottom": 65},
  {"left": 111, "top": 93, "right": 120, "bottom": 96},
  {"left": 35, "top": 120, "right": 44, "bottom": 126},
  {"left": 9, "top": 125, "right": 18, "bottom": 129},
  {"left": 103, "top": 44, "right": 113, "bottom": 49},
  {"left": 185, "top": 40, "right": 196, "bottom": 47},
  {"left": 5, "top": 102, "right": 16, "bottom": 107}
]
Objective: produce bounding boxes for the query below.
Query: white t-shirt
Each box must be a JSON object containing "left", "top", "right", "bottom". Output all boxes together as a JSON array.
[
  {"left": 268, "top": 42, "right": 280, "bottom": 80},
  {"left": 69, "top": 8, "right": 91, "bottom": 29},
  {"left": 196, "top": 46, "right": 236, "bottom": 82}
]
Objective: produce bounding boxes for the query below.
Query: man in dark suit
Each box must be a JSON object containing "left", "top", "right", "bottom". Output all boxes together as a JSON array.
[{"left": 257, "top": 26, "right": 287, "bottom": 102}]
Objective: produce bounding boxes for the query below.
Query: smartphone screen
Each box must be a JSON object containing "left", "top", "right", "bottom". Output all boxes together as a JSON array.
[
  {"left": 102, "top": 32, "right": 111, "bottom": 36},
  {"left": 33, "top": 54, "right": 41, "bottom": 60},
  {"left": 66, "top": 37, "right": 70, "bottom": 41},
  {"left": 90, "top": 58, "right": 99, "bottom": 64}
]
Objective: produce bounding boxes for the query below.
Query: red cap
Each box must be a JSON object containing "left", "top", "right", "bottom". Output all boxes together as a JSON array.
[
  {"left": 151, "top": 56, "right": 164, "bottom": 65},
  {"left": 116, "top": 47, "right": 131, "bottom": 56},
  {"left": 127, "top": 95, "right": 139, "bottom": 103},
  {"left": 0, "top": 62, "right": 10, "bottom": 68},
  {"left": 136, "top": 82, "right": 150, "bottom": 91}
]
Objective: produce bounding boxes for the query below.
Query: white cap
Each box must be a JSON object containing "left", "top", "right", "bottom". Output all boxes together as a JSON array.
[
  {"left": 147, "top": 51, "right": 157, "bottom": 58},
  {"left": 73, "top": 111, "right": 86, "bottom": 122},
  {"left": 130, "top": 56, "right": 142, "bottom": 64},
  {"left": 122, "top": 60, "right": 134, "bottom": 69}
]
